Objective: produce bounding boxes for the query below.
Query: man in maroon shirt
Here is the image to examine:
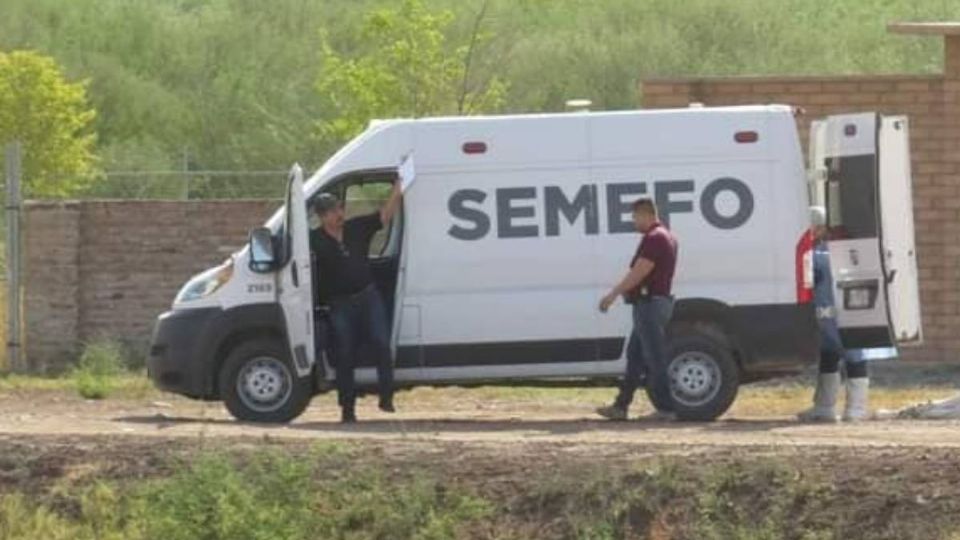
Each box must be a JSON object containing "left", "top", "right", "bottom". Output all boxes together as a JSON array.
[{"left": 597, "top": 198, "right": 679, "bottom": 421}]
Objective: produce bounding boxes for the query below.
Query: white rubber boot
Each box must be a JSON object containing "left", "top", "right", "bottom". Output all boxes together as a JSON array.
[
  {"left": 797, "top": 372, "right": 840, "bottom": 423},
  {"left": 843, "top": 377, "right": 871, "bottom": 422}
]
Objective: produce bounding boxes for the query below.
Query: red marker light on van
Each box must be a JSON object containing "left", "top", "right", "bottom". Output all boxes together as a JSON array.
[
  {"left": 844, "top": 124, "right": 857, "bottom": 137},
  {"left": 462, "top": 141, "right": 487, "bottom": 154},
  {"left": 734, "top": 131, "right": 758, "bottom": 143}
]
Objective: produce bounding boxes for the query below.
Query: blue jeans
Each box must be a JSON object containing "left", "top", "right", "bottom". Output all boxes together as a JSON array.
[
  {"left": 328, "top": 285, "right": 393, "bottom": 410},
  {"left": 818, "top": 316, "right": 868, "bottom": 378},
  {"left": 615, "top": 296, "right": 675, "bottom": 412}
]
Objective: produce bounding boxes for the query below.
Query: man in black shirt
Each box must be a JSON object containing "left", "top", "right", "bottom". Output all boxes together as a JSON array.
[{"left": 311, "top": 181, "right": 402, "bottom": 423}]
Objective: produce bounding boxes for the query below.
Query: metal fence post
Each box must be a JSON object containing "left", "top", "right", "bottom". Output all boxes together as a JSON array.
[{"left": 5, "top": 142, "right": 22, "bottom": 372}]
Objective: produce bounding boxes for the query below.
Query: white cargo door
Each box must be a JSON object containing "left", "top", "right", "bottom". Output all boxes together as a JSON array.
[
  {"left": 812, "top": 113, "right": 894, "bottom": 348},
  {"left": 878, "top": 116, "right": 922, "bottom": 343},
  {"left": 278, "top": 164, "right": 315, "bottom": 377}
]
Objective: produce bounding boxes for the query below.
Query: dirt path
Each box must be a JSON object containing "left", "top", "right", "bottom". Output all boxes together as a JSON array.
[
  {"left": 4, "top": 382, "right": 960, "bottom": 539},
  {"left": 3, "top": 389, "right": 960, "bottom": 449}
]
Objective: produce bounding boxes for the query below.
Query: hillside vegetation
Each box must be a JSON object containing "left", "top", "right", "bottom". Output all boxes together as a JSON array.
[{"left": 0, "top": 0, "right": 958, "bottom": 192}]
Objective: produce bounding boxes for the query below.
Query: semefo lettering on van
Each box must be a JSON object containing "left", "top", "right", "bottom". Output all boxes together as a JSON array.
[{"left": 447, "top": 178, "right": 754, "bottom": 240}]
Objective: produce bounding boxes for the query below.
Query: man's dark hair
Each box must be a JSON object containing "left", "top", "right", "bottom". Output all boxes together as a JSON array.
[
  {"left": 312, "top": 193, "right": 341, "bottom": 215},
  {"left": 632, "top": 197, "right": 658, "bottom": 216}
]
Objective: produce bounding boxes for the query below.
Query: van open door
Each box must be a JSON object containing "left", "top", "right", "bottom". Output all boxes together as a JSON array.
[
  {"left": 809, "top": 113, "right": 922, "bottom": 350},
  {"left": 878, "top": 116, "right": 922, "bottom": 343},
  {"left": 279, "top": 164, "right": 316, "bottom": 377}
]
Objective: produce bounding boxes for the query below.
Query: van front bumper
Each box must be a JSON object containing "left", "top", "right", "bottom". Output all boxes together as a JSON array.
[{"left": 147, "top": 307, "right": 222, "bottom": 399}]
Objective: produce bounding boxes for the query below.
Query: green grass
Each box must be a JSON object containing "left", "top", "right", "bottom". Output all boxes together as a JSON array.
[
  {"left": 70, "top": 341, "right": 131, "bottom": 400},
  {"left": 0, "top": 447, "right": 491, "bottom": 540},
  {"left": 0, "top": 373, "right": 152, "bottom": 396},
  {"left": 2, "top": 441, "right": 959, "bottom": 539}
]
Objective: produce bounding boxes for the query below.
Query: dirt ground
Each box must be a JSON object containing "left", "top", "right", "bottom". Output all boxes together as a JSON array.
[
  {"left": 2, "top": 382, "right": 960, "bottom": 448},
  {"left": 1, "top": 428, "right": 960, "bottom": 539},
  {"left": 2, "top": 365, "right": 960, "bottom": 538}
]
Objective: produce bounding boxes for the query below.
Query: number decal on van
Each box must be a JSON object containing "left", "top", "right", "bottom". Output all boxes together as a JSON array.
[{"left": 247, "top": 283, "right": 272, "bottom": 294}]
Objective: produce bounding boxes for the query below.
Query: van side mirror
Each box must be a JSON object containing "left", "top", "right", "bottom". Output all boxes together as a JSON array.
[{"left": 248, "top": 227, "right": 277, "bottom": 272}]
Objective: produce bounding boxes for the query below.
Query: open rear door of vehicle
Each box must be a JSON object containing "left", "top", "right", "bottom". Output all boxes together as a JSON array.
[
  {"left": 809, "top": 113, "right": 922, "bottom": 351},
  {"left": 278, "top": 164, "right": 316, "bottom": 377},
  {"left": 878, "top": 116, "right": 922, "bottom": 344}
]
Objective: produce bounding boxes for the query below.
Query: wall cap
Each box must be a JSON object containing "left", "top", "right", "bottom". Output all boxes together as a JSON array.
[
  {"left": 888, "top": 22, "right": 960, "bottom": 36},
  {"left": 641, "top": 73, "right": 943, "bottom": 85}
]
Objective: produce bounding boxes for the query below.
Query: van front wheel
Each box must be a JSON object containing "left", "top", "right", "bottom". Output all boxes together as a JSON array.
[
  {"left": 219, "top": 338, "right": 312, "bottom": 423},
  {"left": 648, "top": 324, "right": 739, "bottom": 422}
]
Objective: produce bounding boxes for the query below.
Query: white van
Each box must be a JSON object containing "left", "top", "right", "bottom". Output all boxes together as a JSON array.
[{"left": 146, "top": 105, "right": 921, "bottom": 423}]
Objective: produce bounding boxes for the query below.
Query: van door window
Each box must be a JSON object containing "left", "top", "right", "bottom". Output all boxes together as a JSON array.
[
  {"left": 344, "top": 182, "right": 395, "bottom": 258},
  {"left": 825, "top": 155, "right": 878, "bottom": 240}
]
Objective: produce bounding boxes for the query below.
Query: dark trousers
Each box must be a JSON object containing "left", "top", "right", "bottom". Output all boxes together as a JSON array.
[
  {"left": 615, "top": 296, "right": 675, "bottom": 411},
  {"left": 818, "top": 317, "right": 868, "bottom": 378},
  {"left": 328, "top": 285, "right": 394, "bottom": 410}
]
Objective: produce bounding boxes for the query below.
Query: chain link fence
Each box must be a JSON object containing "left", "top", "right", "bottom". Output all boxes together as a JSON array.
[{"left": 87, "top": 170, "right": 291, "bottom": 200}]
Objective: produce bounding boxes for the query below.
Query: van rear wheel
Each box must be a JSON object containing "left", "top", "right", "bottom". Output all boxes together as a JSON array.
[
  {"left": 219, "top": 338, "right": 312, "bottom": 423},
  {"left": 647, "top": 323, "right": 739, "bottom": 422}
]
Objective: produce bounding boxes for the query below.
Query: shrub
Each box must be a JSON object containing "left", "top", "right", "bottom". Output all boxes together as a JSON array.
[
  {"left": 72, "top": 340, "right": 126, "bottom": 399},
  {"left": 0, "top": 448, "right": 492, "bottom": 540},
  {"left": 132, "top": 451, "right": 318, "bottom": 540},
  {"left": 0, "top": 493, "right": 77, "bottom": 540}
]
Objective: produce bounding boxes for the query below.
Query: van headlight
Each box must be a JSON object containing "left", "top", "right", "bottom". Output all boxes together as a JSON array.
[{"left": 175, "top": 259, "right": 234, "bottom": 304}]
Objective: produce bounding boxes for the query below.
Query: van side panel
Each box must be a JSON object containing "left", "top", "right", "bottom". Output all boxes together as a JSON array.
[
  {"left": 398, "top": 108, "right": 818, "bottom": 374},
  {"left": 770, "top": 110, "right": 812, "bottom": 305},
  {"left": 395, "top": 108, "right": 817, "bottom": 377},
  {"left": 403, "top": 173, "right": 605, "bottom": 353},
  {"left": 591, "top": 110, "right": 785, "bottom": 343},
  {"left": 402, "top": 116, "right": 606, "bottom": 366}
]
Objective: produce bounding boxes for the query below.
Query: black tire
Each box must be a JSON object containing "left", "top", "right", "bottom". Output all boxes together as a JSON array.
[
  {"left": 219, "top": 338, "right": 312, "bottom": 423},
  {"left": 646, "top": 322, "right": 740, "bottom": 422},
  {"left": 646, "top": 378, "right": 674, "bottom": 412}
]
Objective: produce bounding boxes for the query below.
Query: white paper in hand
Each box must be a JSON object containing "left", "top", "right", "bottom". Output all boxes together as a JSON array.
[{"left": 398, "top": 153, "right": 416, "bottom": 193}]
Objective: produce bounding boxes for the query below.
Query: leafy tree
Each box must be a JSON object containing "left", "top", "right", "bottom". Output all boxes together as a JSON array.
[
  {"left": 0, "top": 50, "right": 98, "bottom": 197},
  {"left": 315, "top": 0, "right": 507, "bottom": 145}
]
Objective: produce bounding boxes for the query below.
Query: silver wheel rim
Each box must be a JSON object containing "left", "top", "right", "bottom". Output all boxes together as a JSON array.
[
  {"left": 236, "top": 356, "right": 292, "bottom": 413},
  {"left": 669, "top": 351, "right": 722, "bottom": 408}
]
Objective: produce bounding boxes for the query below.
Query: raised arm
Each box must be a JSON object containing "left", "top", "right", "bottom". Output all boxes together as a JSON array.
[{"left": 379, "top": 179, "right": 403, "bottom": 227}]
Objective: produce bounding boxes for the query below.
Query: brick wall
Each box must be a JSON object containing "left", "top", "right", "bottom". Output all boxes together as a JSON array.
[
  {"left": 641, "top": 40, "right": 960, "bottom": 362},
  {"left": 24, "top": 202, "right": 81, "bottom": 372},
  {"left": 23, "top": 200, "right": 277, "bottom": 373}
]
